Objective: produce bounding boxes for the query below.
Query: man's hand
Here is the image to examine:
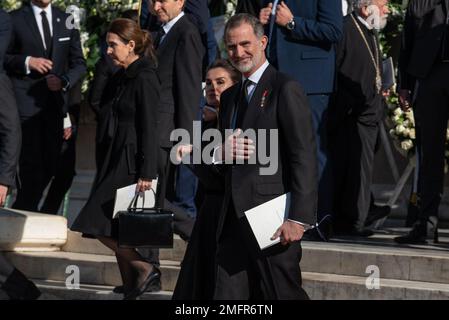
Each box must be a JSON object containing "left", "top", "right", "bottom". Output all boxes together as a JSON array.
[
  {"left": 46, "top": 74, "right": 63, "bottom": 91},
  {"left": 382, "top": 89, "right": 391, "bottom": 98},
  {"left": 63, "top": 127, "right": 72, "bottom": 140},
  {"left": 271, "top": 220, "right": 305, "bottom": 245},
  {"left": 399, "top": 89, "right": 411, "bottom": 111},
  {"left": 136, "top": 179, "right": 152, "bottom": 193},
  {"left": 259, "top": 3, "right": 273, "bottom": 25},
  {"left": 217, "top": 129, "right": 255, "bottom": 162},
  {"left": 276, "top": 1, "right": 294, "bottom": 27},
  {"left": 29, "top": 57, "right": 53, "bottom": 74},
  {"left": 0, "top": 185, "right": 8, "bottom": 207}
]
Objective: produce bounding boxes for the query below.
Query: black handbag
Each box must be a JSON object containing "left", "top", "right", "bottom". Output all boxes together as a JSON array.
[{"left": 118, "top": 190, "right": 174, "bottom": 248}]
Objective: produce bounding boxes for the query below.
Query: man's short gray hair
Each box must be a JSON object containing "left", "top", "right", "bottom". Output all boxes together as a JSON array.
[
  {"left": 224, "top": 13, "right": 265, "bottom": 43},
  {"left": 352, "top": 0, "right": 374, "bottom": 9}
]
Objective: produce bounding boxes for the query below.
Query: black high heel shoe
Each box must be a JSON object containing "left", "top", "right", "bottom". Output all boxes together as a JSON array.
[{"left": 123, "top": 267, "right": 161, "bottom": 300}]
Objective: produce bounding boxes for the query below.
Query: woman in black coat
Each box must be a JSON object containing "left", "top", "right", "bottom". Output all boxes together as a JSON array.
[
  {"left": 173, "top": 59, "right": 240, "bottom": 299},
  {"left": 71, "top": 18, "right": 160, "bottom": 300}
]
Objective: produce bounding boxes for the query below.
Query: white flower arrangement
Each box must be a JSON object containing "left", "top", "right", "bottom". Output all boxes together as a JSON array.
[{"left": 387, "top": 94, "right": 449, "bottom": 171}]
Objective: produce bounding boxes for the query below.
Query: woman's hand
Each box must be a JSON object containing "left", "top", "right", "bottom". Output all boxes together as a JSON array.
[
  {"left": 136, "top": 178, "right": 152, "bottom": 193},
  {"left": 175, "top": 144, "right": 193, "bottom": 162}
]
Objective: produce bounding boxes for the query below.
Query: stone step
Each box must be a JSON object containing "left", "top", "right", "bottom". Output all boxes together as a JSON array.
[
  {"left": 0, "top": 208, "right": 67, "bottom": 252},
  {"left": 4, "top": 251, "right": 181, "bottom": 292},
  {"left": 6, "top": 250, "right": 449, "bottom": 299},
  {"left": 302, "top": 229, "right": 449, "bottom": 285},
  {"left": 32, "top": 280, "right": 172, "bottom": 300},
  {"left": 302, "top": 272, "right": 449, "bottom": 300},
  {"left": 62, "top": 230, "right": 187, "bottom": 262}
]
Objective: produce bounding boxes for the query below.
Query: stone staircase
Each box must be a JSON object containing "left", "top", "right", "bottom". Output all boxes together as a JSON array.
[
  {"left": 2, "top": 171, "right": 449, "bottom": 300},
  {"left": 3, "top": 227, "right": 449, "bottom": 300}
]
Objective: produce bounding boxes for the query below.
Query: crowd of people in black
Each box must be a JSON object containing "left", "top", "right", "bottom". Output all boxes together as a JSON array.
[{"left": 1, "top": 0, "right": 449, "bottom": 300}]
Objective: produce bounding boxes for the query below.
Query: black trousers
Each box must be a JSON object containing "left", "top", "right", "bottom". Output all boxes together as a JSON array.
[
  {"left": 414, "top": 62, "right": 449, "bottom": 221},
  {"left": 331, "top": 115, "right": 379, "bottom": 231},
  {"left": 13, "top": 111, "right": 62, "bottom": 212},
  {"left": 40, "top": 135, "right": 77, "bottom": 214},
  {"left": 213, "top": 203, "right": 308, "bottom": 300}
]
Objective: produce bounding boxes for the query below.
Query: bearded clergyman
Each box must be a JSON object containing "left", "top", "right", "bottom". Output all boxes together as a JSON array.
[{"left": 329, "top": 0, "right": 390, "bottom": 237}]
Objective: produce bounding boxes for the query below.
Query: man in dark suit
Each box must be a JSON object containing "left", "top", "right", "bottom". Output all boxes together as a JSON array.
[
  {"left": 395, "top": 0, "right": 449, "bottom": 244},
  {"left": 39, "top": 82, "right": 81, "bottom": 215},
  {"left": 0, "top": 8, "right": 41, "bottom": 300},
  {"left": 259, "top": 0, "right": 342, "bottom": 239},
  {"left": 144, "top": 0, "right": 213, "bottom": 217},
  {"left": 5, "top": 0, "right": 86, "bottom": 213},
  {"left": 211, "top": 13, "right": 317, "bottom": 299},
  {"left": 151, "top": 0, "right": 204, "bottom": 208}
]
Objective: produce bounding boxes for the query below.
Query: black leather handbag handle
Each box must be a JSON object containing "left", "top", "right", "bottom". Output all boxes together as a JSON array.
[{"left": 127, "top": 189, "right": 157, "bottom": 213}]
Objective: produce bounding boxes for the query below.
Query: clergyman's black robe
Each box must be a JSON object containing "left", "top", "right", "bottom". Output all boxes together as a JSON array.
[{"left": 329, "top": 13, "right": 384, "bottom": 232}]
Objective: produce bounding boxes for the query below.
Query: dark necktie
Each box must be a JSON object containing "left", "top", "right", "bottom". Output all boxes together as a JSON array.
[
  {"left": 40, "top": 11, "right": 52, "bottom": 57},
  {"left": 232, "top": 79, "right": 252, "bottom": 129},
  {"left": 154, "top": 27, "right": 166, "bottom": 50}
]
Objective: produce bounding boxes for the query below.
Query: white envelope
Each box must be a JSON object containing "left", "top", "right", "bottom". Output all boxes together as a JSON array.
[
  {"left": 112, "top": 178, "right": 158, "bottom": 219},
  {"left": 244, "top": 193, "right": 291, "bottom": 250}
]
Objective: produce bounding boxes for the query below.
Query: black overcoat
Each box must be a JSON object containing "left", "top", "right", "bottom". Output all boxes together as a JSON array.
[{"left": 71, "top": 57, "right": 160, "bottom": 238}]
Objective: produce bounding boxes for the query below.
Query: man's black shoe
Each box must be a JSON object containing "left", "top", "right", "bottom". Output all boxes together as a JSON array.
[
  {"left": 394, "top": 218, "right": 438, "bottom": 244},
  {"left": 364, "top": 205, "right": 391, "bottom": 226}
]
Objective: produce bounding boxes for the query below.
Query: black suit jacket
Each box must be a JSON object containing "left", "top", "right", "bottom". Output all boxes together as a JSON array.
[
  {"left": 399, "top": 0, "right": 449, "bottom": 90},
  {"left": 156, "top": 15, "right": 204, "bottom": 148},
  {"left": 236, "top": 0, "right": 265, "bottom": 17},
  {"left": 5, "top": 4, "right": 86, "bottom": 119},
  {"left": 0, "top": 9, "right": 21, "bottom": 187},
  {"left": 218, "top": 65, "right": 318, "bottom": 225}
]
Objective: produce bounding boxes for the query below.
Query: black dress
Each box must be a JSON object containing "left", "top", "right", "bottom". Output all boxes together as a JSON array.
[
  {"left": 71, "top": 57, "right": 160, "bottom": 238},
  {"left": 172, "top": 116, "right": 225, "bottom": 299}
]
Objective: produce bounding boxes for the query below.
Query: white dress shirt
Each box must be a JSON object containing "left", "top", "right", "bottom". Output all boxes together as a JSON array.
[
  {"left": 25, "top": 3, "right": 53, "bottom": 74},
  {"left": 160, "top": 11, "right": 185, "bottom": 44},
  {"left": 242, "top": 59, "right": 270, "bottom": 102}
]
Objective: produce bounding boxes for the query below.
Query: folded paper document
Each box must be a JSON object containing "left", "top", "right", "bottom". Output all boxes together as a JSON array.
[
  {"left": 112, "top": 178, "right": 158, "bottom": 219},
  {"left": 244, "top": 193, "right": 291, "bottom": 250}
]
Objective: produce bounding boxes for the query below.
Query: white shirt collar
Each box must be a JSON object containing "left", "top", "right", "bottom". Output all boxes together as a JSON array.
[
  {"left": 162, "top": 11, "right": 185, "bottom": 35},
  {"left": 356, "top": 14, "right": 373, "bottom": 30},
  {"left": 243, "top": 60, "right": 270, "bottom": 85},
  {"left": 31, "top": 2, "right": 52, "bottom": 21}
]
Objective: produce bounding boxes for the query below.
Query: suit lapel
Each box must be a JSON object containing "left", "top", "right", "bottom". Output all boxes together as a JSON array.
[
  {"left": 51, "top": 7, "right": 62, "bottom": 61},
  {"left": 157, "top": 15, "right": 186, "bottom": 55},
  {"left": 23, "top": 6, "right": 46, "bottom": 54},
  {"left": 241, "top": 65, "right": 276, "bottom": 131},
  {"left": 221, "top": 84, "right": 240, "bottom": 132}
]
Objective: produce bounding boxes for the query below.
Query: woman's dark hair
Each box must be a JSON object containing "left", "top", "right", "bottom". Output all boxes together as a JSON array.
[
  {"left": 206, "top": 59, "right": 241, "bottom": 83},
  {"left": 108, "top": 18, "right": 157, "bottom": 64}
]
